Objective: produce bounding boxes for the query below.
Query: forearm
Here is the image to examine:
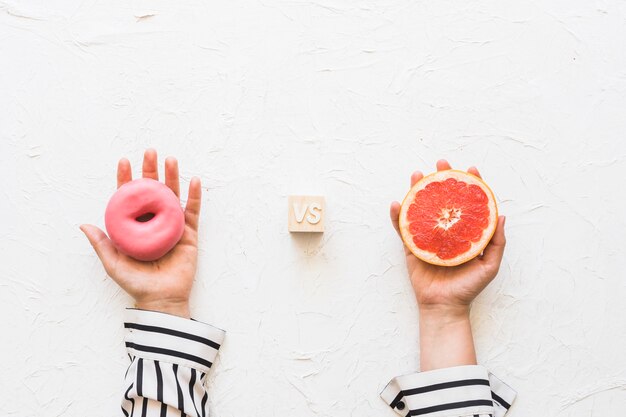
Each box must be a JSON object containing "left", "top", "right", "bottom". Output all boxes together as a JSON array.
[
  {"left": 121, "top": 308, "right": 225, "bottom": 417},
  {"left": 418, "top": 305, "right": 476, "bottom": 371},
  {"left": 381, "top": 306, "right": 516, "bottom": 417}
]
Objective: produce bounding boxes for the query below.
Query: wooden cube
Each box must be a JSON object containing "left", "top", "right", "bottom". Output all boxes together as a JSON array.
[{"left": 288, "top": 195, "right": 325, "bottom": 233}]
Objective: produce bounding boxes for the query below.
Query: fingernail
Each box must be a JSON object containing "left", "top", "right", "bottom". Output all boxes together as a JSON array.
[{"left": 502, "top": 216, "right": 506, "bottom": 226}]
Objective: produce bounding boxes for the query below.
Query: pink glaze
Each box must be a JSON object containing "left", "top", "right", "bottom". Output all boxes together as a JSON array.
[{"left": 105, "top": 178, "right": 185, "bottom": 261}]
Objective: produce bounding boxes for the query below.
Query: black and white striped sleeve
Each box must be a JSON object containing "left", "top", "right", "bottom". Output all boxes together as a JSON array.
[
  {"left": 121, "top": 308, "right": 225, "bottom": 417},
  {"left": 380, "top": 365, "right": 516, "bottom": 417}
]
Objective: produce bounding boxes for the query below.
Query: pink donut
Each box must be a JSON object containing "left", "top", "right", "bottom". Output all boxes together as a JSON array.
[{"left": 105, "top": 178, "right": 185, "bottom": 261}]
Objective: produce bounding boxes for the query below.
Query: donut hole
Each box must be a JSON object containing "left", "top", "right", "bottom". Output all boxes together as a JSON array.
[{"left": 135, "top": 212, "right": 156, "bottom": 223}]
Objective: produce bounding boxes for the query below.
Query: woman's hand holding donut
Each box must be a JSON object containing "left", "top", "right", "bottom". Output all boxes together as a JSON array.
[{"left": 80, "top": 149, "right": 201, "bottom": 319}]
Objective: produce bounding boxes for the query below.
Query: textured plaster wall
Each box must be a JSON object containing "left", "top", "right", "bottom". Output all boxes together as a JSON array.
[{"left": 1, "top": 1, "right": 626, "bottom": 416}]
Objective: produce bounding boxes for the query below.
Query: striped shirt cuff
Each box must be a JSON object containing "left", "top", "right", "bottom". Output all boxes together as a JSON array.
[
  {"left": 380, "top": 365, "right": 516, "bottom": 417},
  {"left": 124, "top": 308, "right": 225, "bottom": 374}
]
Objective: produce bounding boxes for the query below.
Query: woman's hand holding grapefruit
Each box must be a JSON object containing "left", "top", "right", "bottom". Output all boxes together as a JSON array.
[
  {"left": 390, "top": 159, "right": 506, "bottom": 313},
  {"left": 390, "top": 159, "right": 507, "bottom": 371},
  {"left": 80, "top": 149, "right": 202, "bottom": 319}
]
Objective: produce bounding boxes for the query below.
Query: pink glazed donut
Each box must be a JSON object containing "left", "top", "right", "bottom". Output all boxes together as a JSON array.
[{"left": 105, "top": 178, "right": 185, "bottom": 261}]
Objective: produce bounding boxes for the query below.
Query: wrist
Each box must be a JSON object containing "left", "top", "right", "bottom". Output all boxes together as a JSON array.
[
  {"left": 419, "top": 304, "right": 471, "bottom": 339},
  {"left": 134, "top": 299, "right": 191, "bottom": 319},
  {"left": 419, "top": 303, "right": 470, "bottom": 323}
]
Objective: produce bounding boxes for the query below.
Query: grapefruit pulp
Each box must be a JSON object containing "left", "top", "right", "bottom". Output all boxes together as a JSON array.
[{"left": 399, "top": 169, "right": 498, "bottom": 266}]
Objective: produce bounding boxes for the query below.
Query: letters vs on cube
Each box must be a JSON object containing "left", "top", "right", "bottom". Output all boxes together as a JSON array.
[{"left": 288, "top": 195, "right": 325, "bottom": 233}]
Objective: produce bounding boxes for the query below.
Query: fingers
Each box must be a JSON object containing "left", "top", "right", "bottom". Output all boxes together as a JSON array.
[
  {"left": 467, "top": 166, "right": 482, "bottom": 178},
  {"left": 164, "top": 157, "right": 180, "bottom": 198},
  {"left": 142, "top": 148, "right": 159, "bottom": 180},
  {"left": 437, "top": 159, "right": 484, "bottom": 180},
  {"left": 481, "top": 216, "right": 506, "bottom": 268},
  {"left": 117, "top": 158, "right": 132, "bottom": 188},
  {"left": 389, "top": 201, "right": 401, "bottom": 236},
  {"left": 410, "top": 171, "right": 424, "bottom": 187},
  {"left": 79, "top": 224, "right": 119, "bottom": 276},
  {"left": 184, "top": 176, "right": 202, "bottom": 231},
  {"left": 436, "top": 159, "right": 452, "bottom": 171}
]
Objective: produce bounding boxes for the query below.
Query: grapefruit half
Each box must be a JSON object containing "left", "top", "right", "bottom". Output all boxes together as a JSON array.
[{"left": 399, "top": 169, "right": 498, "bottom": 266}]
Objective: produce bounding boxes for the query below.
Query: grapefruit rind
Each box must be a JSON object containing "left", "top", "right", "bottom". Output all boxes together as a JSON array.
[{"left": 399, "top": 170, "right": 498, "bottom": 267}]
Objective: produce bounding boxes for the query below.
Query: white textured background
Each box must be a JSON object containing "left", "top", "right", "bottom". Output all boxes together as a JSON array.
[{"left": 1, "top": 1, "right": 626, "bottom": 416}]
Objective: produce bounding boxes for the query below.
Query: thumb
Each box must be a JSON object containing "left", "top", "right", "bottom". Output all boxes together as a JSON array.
[
  {"left": 80, "top": 224, "right": 119, "bottom": 275},
  {"left": 390, "top": 201, "right": 412, "bottom": 257},
  {"left": 389, "top": 201, "right": 402, "bottom": 236},
  {"left": 481, "top": 216, "right": 506, "bottom": 269}
]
